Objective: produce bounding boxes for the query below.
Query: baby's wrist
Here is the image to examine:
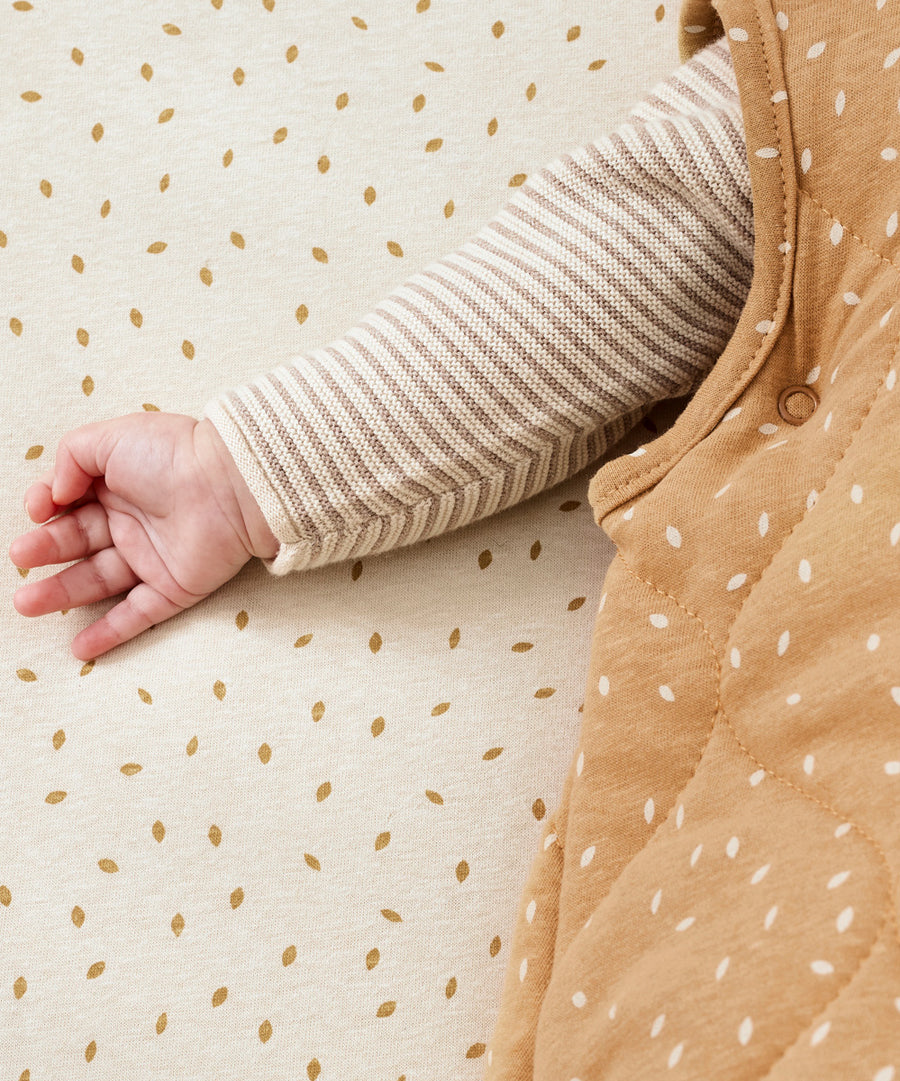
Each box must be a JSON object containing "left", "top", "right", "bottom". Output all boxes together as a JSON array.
[{"left": 194, "top": 418, "right": 280, "bottom": 561}]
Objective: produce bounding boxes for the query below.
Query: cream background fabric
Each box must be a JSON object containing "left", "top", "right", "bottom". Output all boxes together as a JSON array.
[{"left": 2, "top": 2, "right": 681, "bottom": 1077}]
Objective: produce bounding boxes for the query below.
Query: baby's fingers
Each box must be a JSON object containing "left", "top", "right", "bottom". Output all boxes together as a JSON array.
[
  {"left": 70, "top": 583, "right": 188, "bottom": 661},
  {"left": 10, "top": 503, "right": 112, "bottom": 570},
  {"left": 12, "top": 546, "right": 139, "bottom": 619}
]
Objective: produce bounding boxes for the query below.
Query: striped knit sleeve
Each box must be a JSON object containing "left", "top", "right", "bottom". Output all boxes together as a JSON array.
[{"left": 203, "top": 36, "right": 752, "bottom": 576}]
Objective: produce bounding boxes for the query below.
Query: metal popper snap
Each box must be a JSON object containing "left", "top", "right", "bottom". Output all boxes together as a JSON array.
[{"left": 777, "top": 385, "right": 820, "bottom": 425}]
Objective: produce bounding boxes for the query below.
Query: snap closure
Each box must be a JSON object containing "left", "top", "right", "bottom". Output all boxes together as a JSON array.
[{"left": 777, "top": 385, "right": 819, "bottom": 425}]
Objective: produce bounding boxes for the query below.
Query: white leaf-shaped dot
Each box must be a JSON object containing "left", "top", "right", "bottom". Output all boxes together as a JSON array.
[
  {"left": 835, "top": 822, "right": 852, "bottom": 838},
  {"left": 644, "top": 798, "right": 655, "bottom": 824},
  {"left": 889, "top": 211, "right": 899, "bottom": 237},
  {"left": 756, "top": 147, "right": 780, "bottom": 159},
  {"left": 651, "top": 888, "right": 662, "bottom": 914},
  {"left": 807, "top": 489, "right": 819, "bottom": 510},
  {"left": 651, "top": 1013, "right": 666, "bottom": 1037},
  {"left": 599, "top": 592, "right": 608, "bottom": 611},
  {"left": 756, "top": 319, "right": 774, "bottom": 333},
  {"left": 892, "top": 687, "right": 900, "bottom": 706},
  {"left": 801, "top": 148, "right": 812, "bottom": 173},
  {"left": 659, "top": 685, "right": 675, "bottom": 702},
  {"left": 882, "top": 309, "right": 895, "bottom": 328},
  {"left": 778, "top": 630, "right": 790, "bottom": 656},
  {"left": 544, "top": 832, "right": 557, "bottom": 850},
  {"left": 622, "top": 507, "right": 634, "bottom": 521},
  {"left": 676, "top": 804, "right": 684, "bottom": 829},
  {"left": 799, "top": 559, "right": 812, "bottom": 583},
  {"left": 831, "top": 221, "right": 844, "bottom": 245},
  {"left": 885, "top": 761, "right": 900, "bottom": 775},
  {"left": 787, "top": 693, "right": 802, "bottom": 705},
  {"left": 724, "top": 407, "right": 742, "bottom": 421},
  {"left": 598, "top": 676, "right": 610, "bottom": 696},
  {"left": 803, "top": 753, "right": 815, "bottom": 774},
  {"left": 668, "top": 1043, "right": 684, "bottom": 1069},
  {"left": 727, "top": 574, "right": 747, "bottom": 591},
  {"left": 691, "top": 843, "right": 703, "bottom": 867},
  {"left": 580, "top": 845, "right": 596, "bottom": 868},
  {"left": 873, "top": 1067, "right": 895, "bottom": 1081},
  {"left": 775, "top": 11, "right": 789, "bottom": 30},
  {"left": 886, "top": 46, "right": 900, "bottom": 68},
  {"left": 836, "top": 906, "right": 854, "bottom": 933},
  {"left": 843, "top": 292, "right": 860, "bottom": 306},
  {"left": 716, "top": 956, "right": 730, "bottom": 980},
  {"left": 811, "top": 960, "right": 834, "bottom": 975},
  {"left": 835, "top": 90, "right": 846, "bottom": 115},
  {"left": 726, "top": 836, "right": 740, "bottom": 858},
  {"left": 666, "top": 525, "right": 682, "bottom": 549},
  {"left": 806, "top": 365, "right": 821, "bottom": 383},
  {"left": 810, "top": 1021, "right": 831, "bottom": 1047},
  {"left": 650, "top": 613, "right": 669, "bottom": 629},
  {"left": 738, "top": 1017, "right": 754, "bottom": 1045},
  {"left": 891, "top": 523, "right": 900, "bottom": 546},
  {"left": 759, "top": 512, "right": 769, "bottom": 537},
  {"left": 519, "top": 957, "right": 528, "bottom": 981},
  {"left": 868, "top": 634, "right": 881, "bottom": 652},
  {"left": 828, "top": 870, "right": 850, "bottom": 889},
  {"left": 751, "top": 863, "right": 770, "bottom": 884},
  {"left": 526, "top": 899, "right": 536, "bottom": 923},
  {"left": 629, "top": 446, "right": 646, "bottom": 457},
  {"left": 851, "top": 484, "right": 864, "bottom": 503},
  {"left": 576, "top": 750, "right": 584, "bottom": 776},
  {"left": 572, "top": 990, "right": 587, "bottom": 1008},
  {"left": 729, "top": 26, "right": 749, "bottom": 40},
  {"left": 730, "top": 648, "right": 741, "bottom": 669},
  {"left": 772, "top": 89, "right": 787, "bottom": 103},
  {"left": 676, "top": 917, "right": 695, "bottom": 931},
  {"left": 807, "top": 41, "right": 826, "bottom": 59},
  {"left": 882, "top": 147, "right": 898, "bottom": 160},
  {"left": 715, "top": 484, "right": 732, "bottom": 499},
  {"left": 765, "top": 905, "right": 779, "bottom": 929},
  {"left": 887, "top": 370, "right": 897, "bottom": 390},
  {"left": 609, "top": 1003, "right": 618, "bottom": 1020},
  {"left": 749, "top": 769, "right": 766, "bottom": 786},
  {"left": 824, "top": 411, "right": 833, "bottom": 431},
  {"left": 759, "top": 423, "right": 779, "bottom": 435}
]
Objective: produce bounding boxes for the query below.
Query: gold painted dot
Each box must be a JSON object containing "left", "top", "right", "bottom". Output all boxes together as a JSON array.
[
  {"left": 162, "top": 22, "right": 181, "bottom": 35},
  {"left": 424, "top": 60, "right": 444, "bottom": 71},
  {"left": 45, "top": 791, "right": 66, "bottom": 804},
  {"left": 86, "top": 961, "right": 105, "bottom": 979},
  {"left": 509, "top": 173, "right": 526, "bottom": 187},
  {"left": 92, "top": 122, "right": 103, "bottom": 141},
  {"left": 294, "top": 633, "right": 313, "bottom": 647},
  {"left": 312, "top": 247, "right": 328, "bottom": 263},
  {"left": 229, "top": 230, "right": 245, "bottom": 251},
  {"left": 588, "top": 59, "right": 607, "bottom": 71},
  {"left": 478, "top": 549, "right": 492, "bottom": 569},
  {"left": 233, "top": 67, "right": 245, "bottom": 85},
  {"left": 351, "top": 560, "right": 363, "bottom": 580},
  {"left": 72, "top": 254, "right": 84, "bottom": 273},
  {"left": 98, "top": 859, "right": 119, "bottom": 873},
  {"left": 283, "top": 945, "right": 297, "bottom": 965},
  {"left": 425, "top": 790, "right": 443, "bottom": 805},
  {"left": 308, "top": 1062, "right": 322, "bottom": 1081},
  {"left": 413, "top": 94, "right": 425, "bottom": 112},
  {"left": 371, "top": 716, "right": 385, "bottom": 737},
  {"left": 25, "top": 444, "right": 43, "bottom": 460},
  {"left": 366, "top": 947, "right": 380, "bottom": 969},
  {"left": 534, "top": 687, "right": 556, "bottom": 699},
  {"left": 212, "top": 0, "right": 223, "bottom": 9},
  {"left": 230, "top": 887, "right": 244, "bottom": 908},
  {"left": 567, "top": 25, "right": 581, "bottom": 41},
  {"left": 375, "top": 831, "right": 390, "bottom": 851},
  {"left": 130, "top": 308, "right": 143, "bottom": 326},
  {"left": 223, "top": 148, "right": 233, "bottom": 167},
  {"left": 336, "top": 92, "right": 348, "bottom": 109},
  {"left": 381, "top": 908, "right": 402, "bottom": 922},
  {"left": 286, "top": 45, "right": 298, "bottom": 63},
  {"left": 526, "top": 82, "right": 536, "bottom": 101},
  {"left": 100, "top": 198, "right": 110, "bottom": 216},
  {"left": 82, "top": 374, "right": 95, "bottom": 395},
  {"left": 263, "top": 0, "right": 275, "bottom": 11},
  {"left": 138, "top": 687, "right": 152, "bottom": 704},
  {"left": 448, "top": 627, "right": 460, "bottom": 648},
  {"left": 141, "top": 62, "right": 153, "bottom": 81},
  {"left": 53, "top": 729, "right": 66, "bottom": 749},
  {"left": 186, "top": 735, "right": 198, "bottom": 755},
  {"left": 316, "top": 155, "right": 331, "bottom": 175},
  {"left": 72, "top": 47, "right": 84, "bottom": 64},
  {"left": 209, "top": 824, "right": 221, "bottom": 846},
  {"left": 200, "top": 266, "right": 213, "bottom": 285},
  {"left": 14, "top": 976, "right": 26, "bottom": 999},
  {"left": 483, "top": 747, "right": 503, "bottom": 760},
  {"left": 17, "top": 568, "right": 28, "bottom": 579},
  {"left": 77, "top": 327, "right": 89, "bottom": 347},
  {"left": 656, "top": 4, "right": 666, "bottom": 21},
  {"left": 311, "top": 701, "right": 325, "bottom": 722},
  {"left": 72, "top": 905, "right": 85, "bottom": 926},
  {"left": 456, "top": 861, "right": 469, "bottom": 882},
  {"left": 363, "top": 186, "right": 376, "bottom": 205},
  {"left": 212, "top": 986, "right": 228, "bottom": 1007},
  {"left": 492, "top": 20, "right": 504, "bottom": 38},
  {"left": 296, "top": 304, "right": 309, "bottom": 325},
  {"left": 431, "top": 702, "right": 450, "bottom": 716},
  {"left": 10, "top": 317, "right": 23, "bottom": 336},
  {"left": 236, "top": 610, "right": 249, "bottom": 630},
  {"left": 156, "top": 1013, "right": 167, "bottom": 1034},
  {"left": 416, "top": 0, "right": 430, "bottom": 10},
  {"left": 40, "top": 178, "right": 51, "bottom": 197},
  {"left": 85, "top": 1042, "right": 97, "bottom": 1063},
  {"left": 467, "top": 1044, "right": 487, "bottom": 1059},
  {"left": 259, "top": 743, "right": 272, "bottom": 763},
  {"left": 159, "top": 174, "right": 169, "bottom": 192},
  {"left": 142, "top": 403, "right": 159, "bottom": 413},
  {"left": 316, "top": 781, "right": 331, "bottom": 801},
  {"left": 259, "top": 1020, "right": 273, "bottom": 1043},
  {"left": 532, "top": 798, "right": 546, "bottom": 820},
  {"left": 487, "top": 117, "right": 498, "bottom": 136},
  {"left": 351, "top": 15, "right": 367, "bottom": 29},
  {"left": 511, "top": 642, "right": 533, "bottom": 652},
  {"left": 0, "top": 230, "right": 7, "bottom": 246},
  {"left": 445, "top": 976, "right": 457, "bottom": 997},
  {"left": 213, "top": 680, "right": 226, "bottom": 700},
  {"left": 425, "top": 137, "right": 443, "bottom": 152},
  {"left": 17, "top": 668, "right": 37, "bottom": 682},
  {"left": 489, "top": 935, "right": 501, "bottom": 956},
  {"left": 376, "top": 1000, "right": 396, "bottom": 1018},
  {"left": 172, "top": 913, "right": 185, "bottom": 935},
  {"left": 273, "top": 126, "right": 287, "bottom": 143},
  {"left": 152, "top": 821, "right": 165, "bottom": 842},
  {"left": 443, "top": 199, "right": 454, "bottom": 218},
  {"left": 387, "top": 241, "right": 403, "bottom": 257},
  {"left": 158, "top": 107, "right": 175, "bottom": 125},
  {"left": 80, "top": 660, "right": 95, "bottom": 676},
  {"left": 304, "top": 853, "right": 321, "bottom": 871}
]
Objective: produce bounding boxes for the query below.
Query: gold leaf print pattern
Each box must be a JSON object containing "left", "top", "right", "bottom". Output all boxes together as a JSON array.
[
  {"left": 532, "top": 798, "right": 546, "bottom": 820},
  {"left": 72, "top": 906, "right": 85, "bottom": 926},
  {"left": 467, "top": 1043, "right": 487, "bottom": 1059},
  {"left": 416, "top": 0, "right": 430, "bottom": 10},
  {"left": 200, "top": 267, "right": 212, "bottom": 285},
  {"left": 71, "top": 49, "right": 83, "bottom": 65},
  {"left": 568, "top": 596, "right": 586, "bottom": 610},
  {"left": 534, "top": 687, "right": 555, "bottom": 698},
  {"left": 39, "top": 179, "right": 51, "bottom": 197},
  {"left": 121, "top": 764, "right": 142, "bottom": 778},
  {"left": 162, "top": 23, "right": 181, "bottom": 35},
  {"left": 85, "top": 1042, "right": 96, "bottom": 1063},
  {"left": 140, "top": 63, "right": 152, "bottom": 81},
  {"left": 364, "top": 186, "right": 376, "bottom": 204},
  {"left": 53, "top": 729, "right": 65, "bottom": 748},
  {"left": 366, "top": 947, "right": 380, "bottom": 969},
  {"left": 509, "top": 173, "right": 526, "bottom": 186},
  {"left": 86, "top": 961, "right": 105, "bottom": 979},
  {"left": 158, "top": 108, "right": 174, "bottom": 124},
  {"left": 79, "top": 660, "right": 94, "bottom": 676},
  {"left": 511, "top": 642, "right": 533, "bottom": 652},
  {"left": 316, "top": 781, "right": 332, "bottom": 801},
  {"left": 526, "top": 82, "right": 536, "bottom": 101},
  {"left": 307, "top": 1061, "right": 321, "bottom": 1081},
  {"left": 186, "top": 735, "right": 198, "bottom": 756},
  {"left": 209, "top": 825, "right": 221, "bottom": 846},
  {"left": 336, "top": 92, "right": 349, "bottom": 110},
  {"left": 304, "top": 853, "right": 321, "bottom": 871},
  {"left": 231, "top": 231, "right": 245, "bottom": 249},
  {"left": 449, "top": 627, "right": 460, "bottom": 648},
  {"left": 567, "top": 25, "right": 581, "bottom": 41},
  {"left": 77, "top": 328, "right": 89, "bottom": 346},
  {"left": 172, "top": 913, "right": 185, "bottom": 936},
  {"left": 371, "top": 716, "right": 385, "bottom": 737},
  {"left": 656, "top": 4, "right": 666, "bottom": 20},
  {"left": 0, "top": 887, "right": 12, "bottom": 907},
  {"left": 444, "top": 199, "right": 454, "bottom": 218},
  {"left": 230, "top": 887, "right": 244, "bottom": 908},
  {"left": 72, "top": 254, "right": 84, "bottom": 272},
  {"left": 283, "top": 945, "right": 297, "bottom": 965},
  {"left": 156, "top": 1013, "right": 167, "bottom": 1034},
  {"left": 425, "top": 790, "right": 443, "bottom": 805},
  {"left": 375, "top": 831, "right": 390, "bottom": 850},
  {"left": 425, "top": 138, "right": 443, "bottom": 152},
  {"left": 223, "top": 148, "right": 233, "bottom": 167},
  {"left": 45, "top": 791, "right": 66, "bottom": 803},
  {"left": 376, "top": 1000, "right": 396, "bottom": 1017},
  {"left": 273, "top": 127, "right": 287, "bottom": 143},
  {"left": 295, "top": 633, "right": 313, "bottom": 647},
  {"left": 17, "top": 668, "right": 36, "bottom": 682},
  {"left": 235, "top": 610, "right": 249, "bottom": 629},
  {"left": 138, "top": 687, "right": 152, "bottom": 704},
  {"left": 20, "top": 92, "right": 41, "bottom": 104},
  {"left": 213, "top": 680, "right": 226, "bottom": 700},
  {"left": 312, "top": 247, "right": 328, "bottom": 263},
  {"left": 387, "top": 241, "right": 403, "bottom": 257},
  {"left": 445, "top": 976, "right": 457, "bottom": 998},
  {"left": 413, "top": 94, "right": 425, "bottom": 112},
  {"left": 318, "top": 156, "right": 330, "bottom": 174},
  {"left": 369, "top": 631, "right": 383, "bottom": 652},
  {"left": 259, "top": 1019, "right": 273, "bottom": 1043},
  {"left": 424, "top": 61, "right": 444, "bottom": 72},
  {"left": 311, "top": 701, "right": 325, "bottom": 722},
  {"left": 351, "top": 560, "right": 363, "bottom": 580},
  {"left": 478, "top": 549, "right": 492, "bottom": 569},
  {"left": 233, "top": 68, "right": 245, "bottom": 86},
  {"left": 492, "top": 20, "right": 504, "bottom": 38},
  {"left": 487, "top": 117, "right": 498, "bottom": 136},
  {"left": 92, "top": 122, "right": 103, "bottom": 142},
  {"left": 589, "top": 59, "right": 607, "bottom": 71},
  {"left": 351, "top": 16, "right": 367, "bottom": 29},
  {"left": 212, "top": 986, "right": 228, "bottom": 1007},
  {"left": 10, "top": 317, "right": 23, "bottom": 336},
  {"left": 456, "top": 861, "right": 469, "bottom": 882},
  {"left": 100, "top": 198, "right": 110, "bottom": 217},
  {"left": 258, "top": 743, "right": 272, "bottom": 763},
  {"left": 431, "top": 702, "right": 449, "bottom": 716},
  {"left": 286, "top": 45, "right": 298, "bottom": 63},
  {"left": 296, "top": 305, "right": 309, "bottom": 324},
  {"left": 482, "top": 747, "right": 503, "bottom": 760},
  {"left": 152, "top": 821, "right": 165, "bottom": 842},
  {"left": 147, "top": 241, "right": 166, "bottom": 254},
  {"left": 98, "top": 859, "right": 118, "bottom": 873},
  {"left": 489, "top": 935, "right": 501, "bottom": 957},
  {"left": 14, "top": 976, "right": 27, "bottom": 999},
  {"left": 381, "top": 909, "right": 402, "bottom": 922}
]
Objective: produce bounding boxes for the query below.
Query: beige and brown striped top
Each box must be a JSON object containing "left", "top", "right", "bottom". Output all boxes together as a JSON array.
[{"left": 204, "top": 36, "right": 752, "bottom": 575}]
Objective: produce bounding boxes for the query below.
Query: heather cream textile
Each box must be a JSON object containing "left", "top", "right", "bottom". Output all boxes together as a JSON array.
[{"left": 1, "top": 2, "right": 682, "bottom": 1078}]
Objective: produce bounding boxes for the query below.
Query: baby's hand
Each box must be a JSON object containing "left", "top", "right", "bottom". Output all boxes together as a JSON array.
[{"left": 9, "top": 413, "right": 279, "bottom": 661}]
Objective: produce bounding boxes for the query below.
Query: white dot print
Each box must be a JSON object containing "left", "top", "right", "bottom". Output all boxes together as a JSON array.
[
  {"left": 810, "top": 1021, "right": 831, "bottom": 1047},
  {"left": 622, "top": 507, "right": 634, "bottom": 521},
  {"left": 873, "top": 1068, "right": 896, "bottom": 1081},
  {"left": 756, "top": 146, "right": 780, "bottom": 158},
  {"left": 836, "top": 90, "right": 846, "bottom": 115},
  {"left": 651, "top": 889, "right": 662, "bottom": 914},
  {"left": 676, "top": 804, "right": 685, "bottom": 829},
  {"left": 836, "top": 906, "right": 854, "bottom": 932},
  {"left": 668, "top": 1043, "right": 684, "bottom": 1069},
  {"left": 892, "top": 688, "right": 900, "bottom": 706},
  {"left": 576, "top": 750, "right": 584, "bottom": 776},
  {"left": 715, "top": 484, "right": 732, "bottom": 499},
  {"left": 807, "top": 41, "right": 826, "bottom": 59},
  {"left": 811, "top": 960, "right": 835, "bottom": 975},
  {"left": 759, "top": 422, "right": 779, "bottom": 435},
  {"left": 608, "top": 1003, "right": 617, "bottom": 1020},
  {"left": 651, "top": 1013, "right": 666, "bottom": 1037},
  {"left": 519, "top": 957, "right": 528, "bottom": 981},
  {"left": 765, "top": 905, "right": 779, "bottom": 930},
  {"left": 851, "top": 485, "right": 864, "bottom": 503},
  {"left": 738, "top": 1017, "right": 754, "bottom": 1045},
  {"left": 882, "top": 309, "right": 895, "bottom": 329},
  {"left": 883, "top": 148, "right": 898, "bottom": 160},
  {"left": 886, "top": 46, "right": 900, "bottom": 68},
  {"left": 644, "top": 798, "right": 655, "bottom": 824},
  {"left": 676, "top": 917, "right": 695, "bottom": 931},
  {"left": 723, "top": 407, "right": 742, "bottom": 422},
  {"left": 751, "top": 863, "right": 770, "bottom": 884},
  {"left": 803, "top": 754, "right": 815, "bottom": 774},
  {"left": 828, "top": 870, "right": 850, "bottom": 889},
  {"left": 759, "top": 512, "right": 769, "bottom": 537},
  {"left": 730, "top": 648, "right": 741, "bottom": 669},
  {"left": 526, "top": 899, "right": 536, "bottom": 923},
  {"left": 691, "top": 844, "right": 703, "bottom": 867},
  {"left": 750, "top": 769, "right": 766, "bottom": 786},
  {"left": 824, "top": 411, "right": 833, "bottom": 431},
  {"left": 884, "top": 761, "right": 900, "bottom": 775},
  {"left": 801, "top": 148, "right": 812, "bottom": 173},
  {"left": 831, "top": 221, "right": 844, "bottom": 245},
  {"left": 775, "top": 11, "right": 789, "bottom": 30},
  {"left": 598, "top": 676, "right": 610, "bottom": 696},
  {"left": 868, "top": 635, "right": 881, "bottom": 652},
  {"left": 843, "top": 292, "right": 860, "bottom": 306},
  {"left": 726, "top": 836, "right": 740, "bottom": 858},
  {"left": 799, "top": 559, "right": 812, "bottom": 583},
  {"left": 806, "top": 366, "right": 821, "bottom": 383},
  {"left": 807, "top": 490, "right": 819, "bottom": 510},
  {"left": 772, "top": 90, "right": 787, "bottom": 104},
  {"left": 716, "top": 956, "right": 730, "bottom": 980},
  {"left": 572, "top": 991, "right": 587, "bottom": 1008},
  {"left": 666, "top": 525, "right": 682, "bottom": 549},
  {"left": 888, "top": 370, "right": 897, "bottom": 390},
  {"left": 756, "top": 319, "right": 774, "bottom": 333},
  {"left": 659, "top": 685, "right": 675, "bottom": 702},
  {"left": 650, "top": 613, "right": 669, "bottom": 629},
  {"left": 580, "top": 845, "right": 596, "bottom": 868},
  {"left": 787, "top": 693, "right": 802, "bottom": 705},
  {"left": 727, "top": 574, "right": 748, "bottom": 591},
  {"left": 835, "top": 822, "right": 852, "bottom": 838},
  {"left": 544, "top": 832, "right": 557, "bottom": 850},
  {"left": 889, "top": 211, "right": 899, "bottom": 237},
  {"left": 778, "top": 630, "right": 790, "bottom": 656},
  {"left": 891, "top": 523, "right": 900, "bottom": 546}
]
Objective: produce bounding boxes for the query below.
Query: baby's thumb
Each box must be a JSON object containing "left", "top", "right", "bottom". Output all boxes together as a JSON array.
[{"left": 49, "top": 421, "right": 114, "bottom": 507}]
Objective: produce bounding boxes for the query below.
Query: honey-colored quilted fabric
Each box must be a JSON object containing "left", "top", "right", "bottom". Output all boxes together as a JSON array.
[{"left": 1, "top": 3, "right": 682, "bottom": 1078}]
